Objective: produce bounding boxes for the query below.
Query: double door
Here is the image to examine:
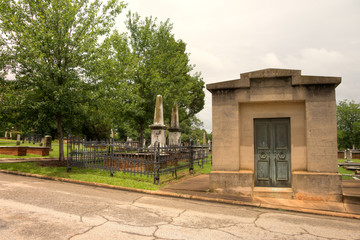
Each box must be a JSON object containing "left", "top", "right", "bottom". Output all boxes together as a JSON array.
[{"left": 254, "top": 118, "right": 291, "bottom": 187}]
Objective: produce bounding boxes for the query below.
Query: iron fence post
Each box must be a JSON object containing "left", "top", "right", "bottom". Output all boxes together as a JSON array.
[
  {"left": 153, "top": 141, "right": 160, "bottom": 185},
  {"left": 66, "top": 134, "right": 72, "bottom": 172},
  {"left": 189, "top": 139, "right": 194, "bottom": 174}
]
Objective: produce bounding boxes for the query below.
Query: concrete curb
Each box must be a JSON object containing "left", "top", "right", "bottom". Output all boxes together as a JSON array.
[{"left": 1, "top": 169, "right": 360, "bottom": 220}]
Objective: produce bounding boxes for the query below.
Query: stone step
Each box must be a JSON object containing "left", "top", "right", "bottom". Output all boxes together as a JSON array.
[
  {"left": 253, "top": 187, "right": 294, "bottom": 199},
  {"left": 343, "top": 194, "right": 360, "bottom": 205}
]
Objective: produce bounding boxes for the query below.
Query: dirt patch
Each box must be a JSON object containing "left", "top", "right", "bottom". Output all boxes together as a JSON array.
[{"left": 37, "top": 160, "right": 67, "bottom": 167}]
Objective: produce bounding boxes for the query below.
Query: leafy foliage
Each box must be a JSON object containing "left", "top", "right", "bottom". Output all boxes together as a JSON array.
[
  {"left": 0, "top": 3, "right": 206, "bottom": 147},
  {"left": 97, "top": 12, "right": 205, "bottom": 142},
  {"left": 0, "top": 0, "right": 126, "bottom": 159},
  {"left": 337, "top": 100, "right": 360, "bottom": 149}
]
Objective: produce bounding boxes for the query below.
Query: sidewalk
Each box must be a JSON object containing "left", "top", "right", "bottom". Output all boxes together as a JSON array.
[{"left": 161, "top": 175, "right": 360, "bottom": 219}]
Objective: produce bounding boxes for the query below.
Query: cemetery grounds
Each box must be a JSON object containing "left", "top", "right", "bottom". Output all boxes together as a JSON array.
[
  {"left": 0, "top": 139, "right": 212, "bottom": 190},
  {"left": 0, "top": 139, "right": 358, "bottom": 188}
]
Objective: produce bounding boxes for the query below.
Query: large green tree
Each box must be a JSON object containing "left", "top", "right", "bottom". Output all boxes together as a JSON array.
[
  {"left": 0, "top": 0, "right": 126, "bottom": 159},
  {"left": 97, "top": 12, "right": 205, "bottom": 142},
  {"left": 337, "top": 100, "right": 360, "bottom": 149}
]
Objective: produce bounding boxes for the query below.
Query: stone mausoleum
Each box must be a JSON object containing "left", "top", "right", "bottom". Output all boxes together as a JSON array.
[{"left": 206, "top": 68, "right": 342, "bottom": 201}]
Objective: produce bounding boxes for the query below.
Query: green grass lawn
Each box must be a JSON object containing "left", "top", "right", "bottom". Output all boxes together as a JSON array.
[
  {"left": 0, "top": 158, "right": 212, "bottom": 190},
  {"left": 338, "top": 158, "right": 360, "bottom": 163},
  {"left": 0, "top": 139, "right": 66, "bottom": 158},
  {"left": 338, "top": 158, "right": 360, "bottom": 180}
]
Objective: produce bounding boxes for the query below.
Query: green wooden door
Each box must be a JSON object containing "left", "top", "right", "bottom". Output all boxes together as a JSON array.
[{"left": 254, "top": 118, "right": 291, "bottom": 187}]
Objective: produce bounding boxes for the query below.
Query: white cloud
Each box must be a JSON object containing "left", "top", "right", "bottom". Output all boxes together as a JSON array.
[
  {"left": 285, "top": 48, "right": 346, "bottom": 75},
  {"left": 261, "top": 53, "right": 285, "bottom": 68}
]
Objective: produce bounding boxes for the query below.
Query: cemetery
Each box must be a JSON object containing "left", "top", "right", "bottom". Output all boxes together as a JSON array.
[
  {"left": 0, "top": 95, "right": 211, "bottom": 185},
  {"left": 66, "top": 95, "right": 211, "bottom": 184},
  {"left": 0, "top": 135, "right": 52, "bottom": 156}
]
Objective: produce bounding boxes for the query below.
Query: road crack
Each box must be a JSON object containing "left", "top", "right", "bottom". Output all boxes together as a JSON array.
[
  {"left": 79, "top": 204, "right": 110, "bottom": 223},
  {"left": 67, "top": 218, "right": 109, "bottom": 240}
]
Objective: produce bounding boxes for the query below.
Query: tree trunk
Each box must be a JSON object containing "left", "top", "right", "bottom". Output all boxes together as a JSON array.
[{"left": 57, "top": 114, "right": 64, "bottom": 161}]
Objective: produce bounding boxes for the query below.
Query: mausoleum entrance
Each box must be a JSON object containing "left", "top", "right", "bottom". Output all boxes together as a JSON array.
[
  {"left": 254, "top": 118, "right": 291, "bottom": 187},
  {"left": 207, "top": 68, "right": 343, "bottom": 201}
]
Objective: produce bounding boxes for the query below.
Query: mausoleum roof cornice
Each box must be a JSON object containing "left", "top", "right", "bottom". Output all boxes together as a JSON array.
[{"left": 206, "top": 68, "right": 341, "bottom": 92}]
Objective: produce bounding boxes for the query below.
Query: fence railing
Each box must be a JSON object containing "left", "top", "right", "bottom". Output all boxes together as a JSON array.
[
  {"left": 22, "top": 134, "right": 42, "bottom": 144},
  {"left": 66, "top": 136, "right": 211, "bottom": 184}
]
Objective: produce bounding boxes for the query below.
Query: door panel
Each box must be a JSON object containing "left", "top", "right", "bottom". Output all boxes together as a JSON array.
[{"left": 254, "top": 118, "right": 291, "bottom": 187}]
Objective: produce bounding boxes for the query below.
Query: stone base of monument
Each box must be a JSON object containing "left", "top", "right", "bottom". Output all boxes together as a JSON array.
[
  {"left": 209, "top": 170, "right": 343, "bottom": 202},
  {"left": 292, "top": 171, "right": 343, "bottom": 202},
  {"left": 26, "top": 146, "right": 50, "bottom": 156},
  {"left": 209, "top": 170, "right": 254, "bottom": 197},
  {"left": 0, "top": 146, "right": 50, "bottom": 156},
  {"left": 0, "top": 146, "right": 27, "bottom": 156}
]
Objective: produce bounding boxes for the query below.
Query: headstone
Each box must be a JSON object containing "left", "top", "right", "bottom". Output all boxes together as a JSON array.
[
  {"left": 16, "top": 134, "right": 21, "bottom": 145},
  {"left": 150, "top": 95, "right": 167, "bottom": 147},
  {"left": 202, "top": 132, "right": 206, "bottom": 146},
  {"left": 196, "top": 139, "right": 200, "bottom": 146},
  {"left": 168, "top": 103, "right": 181, "bottom": 146},
  {"left": 4, "top": 131, "right": 7, "bottom": 139},
  {"left": 44, "top": 135, "right": 52, "bottom": 149},
  {"left": 345, "top": 149, "right": 352, "bottom": 163}
]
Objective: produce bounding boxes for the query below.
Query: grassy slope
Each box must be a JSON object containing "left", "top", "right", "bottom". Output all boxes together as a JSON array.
[{"left": 0, "top": 159, "right": 212, "bottom": 190}]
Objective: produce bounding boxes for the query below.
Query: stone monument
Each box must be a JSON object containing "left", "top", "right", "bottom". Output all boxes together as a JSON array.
[
  {"left": 168, "top": 103, "right": 181, "bottom": 146},
  {"left": 150, "top": 95, "right": 167, "bottom": 147},
  {"left": 202, "top": 132, "right": 206, "bottom": 146},
  {"left": 345, "top": 149, "right": 352, "bottom": 163},
  {"left": 44, "top": 135, "right": 52, "bottom": 149},
  {"left": 16, "top": 134, "right": 21, "bottom": 145},
  {"left": 207, "top": 68, "right": 342, "bottom": 202}
]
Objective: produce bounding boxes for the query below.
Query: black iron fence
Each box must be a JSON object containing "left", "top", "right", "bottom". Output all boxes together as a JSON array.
[
  {"left": 66, "top": 136, "right": 211, "bottom": 184},
  {"left": 22, "top": 134, "right": 42, "bottom": 144}
]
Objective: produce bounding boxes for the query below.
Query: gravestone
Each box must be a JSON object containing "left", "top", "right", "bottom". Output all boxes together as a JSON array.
[
  {"left": 150, "top": 95, "right": 167, "bottom": 147},
  {"left": 168, "top": 103, "right": 181, "bottom": 146},
  {"left": 4, "top": 131, "right": 7, "bottom": 139},
  {"left": 207, "top": 68, "right": 342, "bottom": 202},
  {"left": 16, "top": 134, "right": 21, "bottom": 145},
  {"left": 44, "top": 135, "right": 52, "bottom": 149},
  {"left": 345, "top": 149, "right": 352, "bottom": 163}
]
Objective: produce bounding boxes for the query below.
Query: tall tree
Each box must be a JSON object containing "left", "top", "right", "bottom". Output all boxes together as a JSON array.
[
  {"left": 337, "top": 100, "right": 360, "bottom": 149},
  {"left": 98, "top": 12, "right": 205, "bottom": 142},
  {"left": 0, "top": 0, "right": 126, "bottom": 159}
]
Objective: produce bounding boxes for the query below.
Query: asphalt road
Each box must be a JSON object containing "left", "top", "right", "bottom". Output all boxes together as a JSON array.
[{"left": 1, "top": 173, "right": 360, "bottom": 240}]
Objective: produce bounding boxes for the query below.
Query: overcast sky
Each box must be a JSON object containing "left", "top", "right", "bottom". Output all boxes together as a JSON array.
[{"left": 115, "top": 0, "right": 360, "bottom": 132}]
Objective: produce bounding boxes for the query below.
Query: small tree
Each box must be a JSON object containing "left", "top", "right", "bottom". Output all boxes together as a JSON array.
[
  {"left": 337, "top": 100, "right": 360, "bottom": 149},
  {"left": 113, "top": 12, "right": 205, "bottom": 143},
  {"left": 0, "top": 0, "right": 126, "bottom": 160}
]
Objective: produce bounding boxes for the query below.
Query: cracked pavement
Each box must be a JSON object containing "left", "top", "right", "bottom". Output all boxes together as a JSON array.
[{"left": 1, "top": 173, "right": 360, "bottom": 240}]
